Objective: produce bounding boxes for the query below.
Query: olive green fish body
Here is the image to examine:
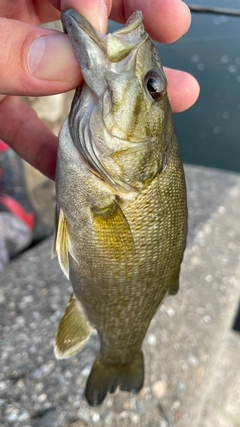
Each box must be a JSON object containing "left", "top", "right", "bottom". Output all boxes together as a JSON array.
[{"left": 54, "top": 9, "right": 187, "bottom": 406}]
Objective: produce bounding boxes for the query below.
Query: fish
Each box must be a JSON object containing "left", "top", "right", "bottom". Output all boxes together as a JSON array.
[{"left": 53, "top": 8, "right": 187, "bottom": 406}]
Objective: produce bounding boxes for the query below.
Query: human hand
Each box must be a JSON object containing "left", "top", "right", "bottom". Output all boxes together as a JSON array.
[{"left": 0, "top": 0, "right": 199, "bottom": 180}]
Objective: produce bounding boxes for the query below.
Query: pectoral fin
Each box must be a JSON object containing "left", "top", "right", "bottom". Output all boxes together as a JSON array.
[
  {"left": 55, "top": 294, "right": 94, "bottom": 359},
  {"left": 91, "top": 199, "right": 133, "bottom": 252},
  {"left": 52, "top": 205, "right": 77, "bottom": 279}
]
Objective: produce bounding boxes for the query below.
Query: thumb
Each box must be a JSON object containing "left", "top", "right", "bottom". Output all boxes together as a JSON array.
[
  {"left": 0, "top": 17, "right": 82, "bottom": 97},
  {"left": 0, "top": 1, "right": 109, "bottom": 97},
  {"left": 0, "top": 18, "right": 82, "bottom": 96}
]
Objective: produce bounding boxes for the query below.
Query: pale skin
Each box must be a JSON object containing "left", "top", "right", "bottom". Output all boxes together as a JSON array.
[{"left": 0, "top": 0, "right": 200, "bottom": 180}]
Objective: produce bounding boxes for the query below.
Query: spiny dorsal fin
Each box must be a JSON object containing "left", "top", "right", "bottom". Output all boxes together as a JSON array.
[
  {"left": 52, "top": 206, "right": 77, "bottom": 279},
  {"left": 54, "top": 294, "right": 94, "bottom": 359}
]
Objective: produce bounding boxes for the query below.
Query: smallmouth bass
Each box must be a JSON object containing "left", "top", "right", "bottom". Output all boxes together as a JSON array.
[{"left": 53, "top": 9, "right": 187, "bottom": 406}]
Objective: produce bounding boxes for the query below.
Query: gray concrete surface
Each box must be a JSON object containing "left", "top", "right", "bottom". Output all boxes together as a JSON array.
[{"left": 1, "top": 164, "right": 240, "bottom": 427}]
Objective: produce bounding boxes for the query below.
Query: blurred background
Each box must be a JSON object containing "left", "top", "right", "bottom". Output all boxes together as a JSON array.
[
  {"left": 159, "top": 0, "right": 240, "bottom": 331},
  {"left": 161, "top": 0, "right": 240, "bottom": 173}
]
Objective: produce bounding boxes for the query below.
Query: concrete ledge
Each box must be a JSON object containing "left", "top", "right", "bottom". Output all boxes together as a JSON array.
[{"left": 0, "top": 165, "right": 240, "bottom": 426}]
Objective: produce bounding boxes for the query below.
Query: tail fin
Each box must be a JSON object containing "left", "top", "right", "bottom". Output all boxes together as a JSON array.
[{"left": 85, "top": 352, "right": 144, "bottom": 406}]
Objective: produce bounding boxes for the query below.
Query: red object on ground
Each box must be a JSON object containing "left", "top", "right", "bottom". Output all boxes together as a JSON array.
[
  {"left": 0, "top": 141, "right": 9, "bottom": 153},
  {"left": 0, "top": 194, "right": 35, "bottom": 229}
]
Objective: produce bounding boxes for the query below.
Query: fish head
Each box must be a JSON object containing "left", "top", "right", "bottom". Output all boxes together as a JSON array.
[
  {"left": 62, "top": 9, "right": 168, "bottom": 144},
  {"left": 61, "top": 10, "right": 173, "bottom": 193}
]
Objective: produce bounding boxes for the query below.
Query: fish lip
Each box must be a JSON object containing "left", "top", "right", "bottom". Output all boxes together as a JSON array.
[
  {"left": 61, "top": 9, "right": 71, "bottom": 34},
  {"left": 61, "top": 8, "right": 144, "bottom": 37},
  {"left": 61, "top": 8, "right": 78, "bottom": 34}
]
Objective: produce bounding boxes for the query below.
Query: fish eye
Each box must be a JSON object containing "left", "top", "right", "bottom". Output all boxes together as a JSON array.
[{"left": 144, "top": 72, "right": 165, "bottom": 101}]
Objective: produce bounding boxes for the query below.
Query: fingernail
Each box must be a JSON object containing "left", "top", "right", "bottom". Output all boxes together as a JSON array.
[
  {"left": 98, "top": 0, "right": 108, "bottom": 33},
  {"left": 182, "top": 2, "right": 191, "bottom": 33},
  {"left": 28, "top": 34, "right": 81, "bottom": 81}
]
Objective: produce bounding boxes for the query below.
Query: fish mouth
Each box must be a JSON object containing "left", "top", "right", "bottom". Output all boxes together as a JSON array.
[
  {"left": 61, "top": 9, "right": 96, "bottom": 40},
  {"left": 61, "top": 9, "right": 146, "bottom": 58},
  {"left": 61, "top": 8, "right": 105, "bottom": 41},
  {"left": 61, "top": 8, "right": 148, "bottom": 80},
  {"left": 62, "top": 8, "right": 144, "bottom": 36}
]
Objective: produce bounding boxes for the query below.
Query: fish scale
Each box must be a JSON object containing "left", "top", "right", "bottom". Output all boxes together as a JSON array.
[{"left": 53, "top": 9, "right": 187, "bottom": 406}]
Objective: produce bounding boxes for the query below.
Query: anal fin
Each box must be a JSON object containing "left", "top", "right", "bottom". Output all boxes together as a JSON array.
[{"left": 54, "top": 294, "right": 94, "bottom": 359}]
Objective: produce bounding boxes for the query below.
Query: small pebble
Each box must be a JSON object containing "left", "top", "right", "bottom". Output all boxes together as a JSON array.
[
  {"left": 104, "top": 411, "right": 114, "bottom": 424},
  {"left": 38, "top": 393, "right": 47, "bottom": 402},
  {"left": 6, "top": 413, "right": 18, "bottom": 423},
  {"left": 106, "top": 398, "right": 113, "bottom": 408},
  {"left": 177, "top": 381, "right": 186, "bottom": 391},
  {"left": 92, "top": 412, "right": 100, "bottom": 422},
  {"left": 81, "top": 366, "right": 91, "bottom": 378},
  {"left": 77, "top": 408, "right": 90, "bottom": 422},
  {"left": 0, "top": 290, "right": 5, "bottom": 304},
  {"left": 130, "top": 413, "right": 140, "bottom": 424},
  {"left": 147, "top": 334, "right": 157, "bottom": 346},
  {"left": 172, "top": 400, "right": 181, "bottom": 410},
  {"left": 151, "top": 380, "right": 167, "bottom": 399},
  {"left": 15, "top": 316, "right": 26, "bottom": 326},
  {"left": 166, "top": 306, "right": 175, "bottom": 317},
  {"left": 123, "top": 401, "right": 131, "bottom": 410},
  {"left": 218, "top": 206, "right": 226, "bottom": 214},
  {"left": 188, "top": 354, "right": 199, "bottom": 367},
  {"left": 18, "top": 410, "right": 30, "bottom": 422},
  {"left": 0, "top": 382, "right": 7, "bottom": 392},
  {"left": 119, "top": 411, "right": 128, "bottom": 418},
  {"left": 31, "top": 368, "right": 43, "bottom": 380},
  {"left": 203, "top": 315, "right": 211, "bottom": 324},
  {"left": 140, "top": 386, "right": 150, "bottom": 397},
  {"left": 191, "top": 256, "right": 200, "bottom": 265}
]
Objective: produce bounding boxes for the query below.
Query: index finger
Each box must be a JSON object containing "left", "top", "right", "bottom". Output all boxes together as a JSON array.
[
  {"left": 110, "top": 0, "right": 191, "bottom": 43},
  {"left": 50, "top": 0, "right": 111, "bottom": 32}
]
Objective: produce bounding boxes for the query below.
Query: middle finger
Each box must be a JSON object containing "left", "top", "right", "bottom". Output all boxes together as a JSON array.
[{"left": 110, "top": 0, "right": 191, "bottom": 43}]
